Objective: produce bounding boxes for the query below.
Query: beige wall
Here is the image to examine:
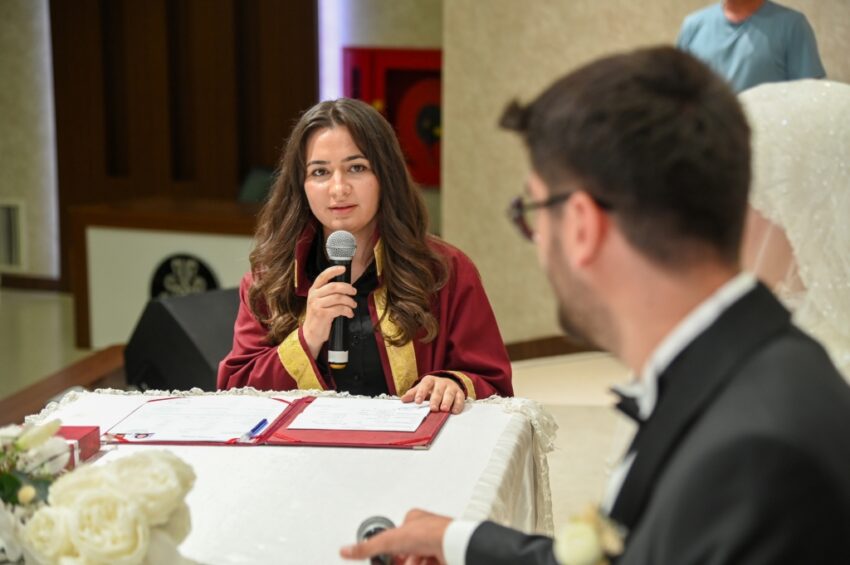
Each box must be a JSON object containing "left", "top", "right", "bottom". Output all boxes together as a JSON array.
[
  {"left": 2, "top": 0, "right": 446, "bottom": 281},
  {"left": 319, "top": 0, "right": 443, "bottom": 231},
  {"left": 340, "top": 0, "right": 443, "bottom": 233},
  {"left": 0, "top": 0, "right": 58, "bottom": 278},
  {"left": 442, "top": 0, "right": 850, "bottom": 344},
  {"left": 793, "top": 0, "right": 850, "bottom": 81},
  {"left": 338, "top": 0, "right": 442, "bottom": 48},
  {"left": 319, "top": 0, "right": 442, "bottom": 98},
  {"left": 2, "top": 0, "right": 844, "bottom": 289}
]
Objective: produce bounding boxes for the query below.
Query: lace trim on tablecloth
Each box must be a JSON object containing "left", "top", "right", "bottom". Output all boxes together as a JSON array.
[{"left": 458, "top": 396, "right": 557, "bottom": 534}]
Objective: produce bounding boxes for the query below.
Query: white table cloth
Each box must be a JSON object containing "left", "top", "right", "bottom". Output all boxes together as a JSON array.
[{"left": 30, "top": 390, "right": 555, "bottom": 565}]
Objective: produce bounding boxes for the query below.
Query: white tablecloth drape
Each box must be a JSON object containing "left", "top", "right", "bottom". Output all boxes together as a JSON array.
[{"left": 30, "top": 389, "right": 556, "bottom": 565}]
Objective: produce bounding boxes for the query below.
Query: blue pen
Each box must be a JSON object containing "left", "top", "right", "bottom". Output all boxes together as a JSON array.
[{"left": 238, "top": 418, "right": 268, "bottom": 443}]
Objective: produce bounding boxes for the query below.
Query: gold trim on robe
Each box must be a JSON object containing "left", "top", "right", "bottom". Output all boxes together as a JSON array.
[
  {"left": 373, "top": 239, "right": 384, "bottom": 278},
  {"left": 373, "top": 285, "right": 418, "bottom": 396},
  {"left": 443, "top": 371, "right": 477, "bottom": 400},
  {"left": 278, "top": 329, "right": 323, "bottom": 390}
]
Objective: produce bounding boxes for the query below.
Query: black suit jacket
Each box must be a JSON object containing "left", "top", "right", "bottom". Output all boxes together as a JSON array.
[{"left": 466, "top": 284, "right": 850, "bottom": 564}]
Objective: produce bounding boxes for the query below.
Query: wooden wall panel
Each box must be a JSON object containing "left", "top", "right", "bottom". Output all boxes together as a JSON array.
[
  {"left": 49, "top": 0, "right": 318, "bottom": 290},
  {"left": 236, "top": 0, "right": 318, "bottom": 173},
  {"left": 51, "top": 0, "right": 106, "bottom": 289},
  {"left": 166, "top": 0, "right": 195, "bottom": 182},
  {"left": 101, "top": 0, "right": 129, "bottom": 176},
  {"left": 168, "top": 0, "right": 239, "bottom": 198},
  {"left": 121, "top": 0, "right": 171, "bottom": 196}
]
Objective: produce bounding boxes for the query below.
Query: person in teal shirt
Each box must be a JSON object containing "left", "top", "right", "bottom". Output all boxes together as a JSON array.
[{"left": 677, "top": 0, "right": 825, "bottom": 92}]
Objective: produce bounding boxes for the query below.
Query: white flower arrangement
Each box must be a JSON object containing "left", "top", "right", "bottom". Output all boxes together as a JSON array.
[
  {"left": 553, "top": 505, "right": 624, "bottom": 565},
  {"left": 1, "top": 420, "right": 197, "bottom": 565},
  {"left": 1, "top": 420, "right": 69, "bottom": 562}
]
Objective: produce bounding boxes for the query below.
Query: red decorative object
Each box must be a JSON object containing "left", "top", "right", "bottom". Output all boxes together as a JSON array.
[
  {"left": 58, "top": 426, "right": 101, "bottom": 469},
  {"left": 343, "top": 47, "right": 442, "bottom": 187}
]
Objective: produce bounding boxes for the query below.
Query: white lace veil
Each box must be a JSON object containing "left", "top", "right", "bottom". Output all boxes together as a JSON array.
[{"left": 740, "top": 79, "right": 850, "bottom": 380}]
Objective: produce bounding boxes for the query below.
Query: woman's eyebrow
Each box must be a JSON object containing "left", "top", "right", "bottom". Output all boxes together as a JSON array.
[{"left": 306, "top": 154, "right": 367, "bottom": 167}]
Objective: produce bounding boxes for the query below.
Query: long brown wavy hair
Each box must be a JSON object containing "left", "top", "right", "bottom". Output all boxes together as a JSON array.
[{"left": 249, "top": 98, "right": 448, "bottom": 346}]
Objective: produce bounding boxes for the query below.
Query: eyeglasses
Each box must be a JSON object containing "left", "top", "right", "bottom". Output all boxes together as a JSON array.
[{"left": 507, "top": 191, "right": 613, "bottom": 241}]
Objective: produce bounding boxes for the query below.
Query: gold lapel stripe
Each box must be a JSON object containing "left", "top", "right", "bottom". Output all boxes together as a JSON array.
[
  {"left": 374, "top": 239, "right": 384, "bottom": 278},
  {"left": 278, "top": 329, "right": 323, "bottom": 390},
  {"left": 373, "top": 286, "right": 418, "bottom": 396}
]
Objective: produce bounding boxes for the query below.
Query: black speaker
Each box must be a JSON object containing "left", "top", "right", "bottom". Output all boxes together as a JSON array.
[{"left": 124, "top": 288, "right": 239, "bottom": 391}]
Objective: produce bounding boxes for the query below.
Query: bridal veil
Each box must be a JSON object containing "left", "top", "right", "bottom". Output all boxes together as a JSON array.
[{"left": 740, "top": 79, "right": 850, "bottom": 380}]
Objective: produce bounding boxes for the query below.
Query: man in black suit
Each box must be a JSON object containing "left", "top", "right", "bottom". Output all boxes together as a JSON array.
[{"left": 341, "top": 46, "right": 850, "bottom": 564}]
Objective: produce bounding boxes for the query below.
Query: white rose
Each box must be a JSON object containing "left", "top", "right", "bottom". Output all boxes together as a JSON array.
[
  {"left": 553, "top": 521, "right": 603, "bottom": 565},
  {"left": 160, "top": 502, "right": 191, "bottom": 545},
  {"left": 58, "top": 557, "right": 91, "bottom": 565},
  {"left": 0, "top": 505, "right": 24, "bottom": 562},
  {"left": 143, "top": 528, "right": 198, "bottom": 565},
  {"left": 66, "top": 488, "right": 149, "bottom": 565},
  {"left": 148, "top": 450, "right": 196, "bottom": 494},
  {"left": 16, "top": 420, "right": 61, "bottom": 451},
  {"left": 21, "top": 506, "right": 75, "bottom": 564},
  {"left": 18, "top": 437, "right": 71, "bottom": 476},
  {"left": 0, "top": 424, "right": 22, "bottom": 447},
  {"left": 107, "top": 451, "right": 195, "bottom": 526},
  {"left": 48, "top": 465, "right": 110, "bottom": 508}
]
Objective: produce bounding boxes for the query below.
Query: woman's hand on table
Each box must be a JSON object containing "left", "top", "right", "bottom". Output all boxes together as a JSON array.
[{"left": 401, "top": 375, "right": 465, "bottom": 414}]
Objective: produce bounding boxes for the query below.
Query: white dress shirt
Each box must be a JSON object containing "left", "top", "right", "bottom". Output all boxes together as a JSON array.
[{"left": 443, "top": 272, "right": 757, "bottom": 564}]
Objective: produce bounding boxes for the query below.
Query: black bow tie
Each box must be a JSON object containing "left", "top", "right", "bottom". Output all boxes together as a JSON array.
[{"left": 612, "top": 388, "right": 642, "bottom": 424}]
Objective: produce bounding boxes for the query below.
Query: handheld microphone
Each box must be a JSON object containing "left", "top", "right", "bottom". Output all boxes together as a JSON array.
[
  {"left": 326, "top": 230, "right": 356, "bottom": 370},
  {"left": 356, "top": 516, "right": 395, "bottom": 565}
]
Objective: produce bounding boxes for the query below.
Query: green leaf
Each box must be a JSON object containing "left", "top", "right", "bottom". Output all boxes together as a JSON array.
[
  {"left": 0, "top": 472, "right": 22, "bottom": 505},
  {"left": 30, "top": 477, "right": 52, "bottom": 504}
]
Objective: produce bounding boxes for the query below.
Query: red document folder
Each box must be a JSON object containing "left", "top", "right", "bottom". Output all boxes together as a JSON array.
[
  {"left": 105, "top": 396, "right": 448, "bottom": 450},
  {"left": 261, "top": 396, "right": 450, "bottom": 450}
]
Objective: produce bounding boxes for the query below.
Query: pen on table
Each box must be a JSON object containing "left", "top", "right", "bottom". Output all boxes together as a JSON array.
[{"left": 238, "top": 418, "right": 268, "bottom": 443}]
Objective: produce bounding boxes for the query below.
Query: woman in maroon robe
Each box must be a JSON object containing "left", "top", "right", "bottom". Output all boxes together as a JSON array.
[{"left": 217, "top": 99, "right": 512, "bottom": 413}]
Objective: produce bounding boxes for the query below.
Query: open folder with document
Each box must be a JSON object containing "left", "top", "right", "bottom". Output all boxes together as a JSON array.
[{"left": 105, "top": 395, "right": 448, "bottom": 449}]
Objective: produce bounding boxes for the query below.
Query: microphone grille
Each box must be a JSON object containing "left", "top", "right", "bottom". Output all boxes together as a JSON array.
[
  {"left": 326, "top": 230, "right": 357, "bottom": 261},
  {"left": 357, "top": 516, "right": 395, "bottom": 542}
]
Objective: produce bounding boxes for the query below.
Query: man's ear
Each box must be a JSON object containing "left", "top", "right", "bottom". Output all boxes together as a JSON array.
[{"left": 564, "top": 191, "right": 608, "bottom": 268}]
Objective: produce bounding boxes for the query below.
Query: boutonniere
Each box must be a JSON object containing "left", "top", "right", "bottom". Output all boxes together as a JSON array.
[{"left": 553, "top": 505, "right": 624, "bottom": 565}]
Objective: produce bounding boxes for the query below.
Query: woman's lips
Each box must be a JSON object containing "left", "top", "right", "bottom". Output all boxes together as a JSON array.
[{"left": 329, "top": 205, "right": 356, "bottom": 215}]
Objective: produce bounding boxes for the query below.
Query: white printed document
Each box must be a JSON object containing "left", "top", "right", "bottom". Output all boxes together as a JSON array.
[
  {"left": 287, "top": 397, "right": 430, "bottom": 432},
  {"left": 106, "top": 395, "right": 290, "bottom": 443}
]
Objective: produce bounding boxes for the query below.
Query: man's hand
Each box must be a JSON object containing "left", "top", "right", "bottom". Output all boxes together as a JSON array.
[
  {"left": 401, "top": 376, "right": 465, "bottom": 414},
  {"left": 340, "top": 509, "right": 452, "bottom": 565}
]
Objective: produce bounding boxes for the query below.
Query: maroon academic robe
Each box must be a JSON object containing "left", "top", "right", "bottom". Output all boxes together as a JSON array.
[{"left": 216, "top": 229, "right": 513, "bottom": 399}]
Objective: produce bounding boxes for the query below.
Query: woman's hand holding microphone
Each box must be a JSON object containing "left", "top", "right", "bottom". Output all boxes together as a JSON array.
[{"left": 302, "top": 265, "right": 357, "bottom": 359}]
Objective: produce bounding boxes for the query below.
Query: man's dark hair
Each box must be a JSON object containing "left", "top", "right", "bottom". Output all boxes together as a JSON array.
[{"left": 501, "top": 46, "right": 751, "bottom": 266}]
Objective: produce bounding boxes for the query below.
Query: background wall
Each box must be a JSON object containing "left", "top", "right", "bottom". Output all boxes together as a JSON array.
[
  {"left": 442, "top": 0, "right": 850, "bottom": 344},
  {"left": 319, "top": 0, "right": 443, "bottom": 101},
  {"left": 0, "top": 0, "right": 317, "bottom": 289},
  {"left": 3, "top": 0, "right": 846, "bottom": 334},
  {"left": 0, "top": 0, "right": 58, "bottom": 279},
  {"left": 318, "top": 0, "right": 443, "bottom": 231}
]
